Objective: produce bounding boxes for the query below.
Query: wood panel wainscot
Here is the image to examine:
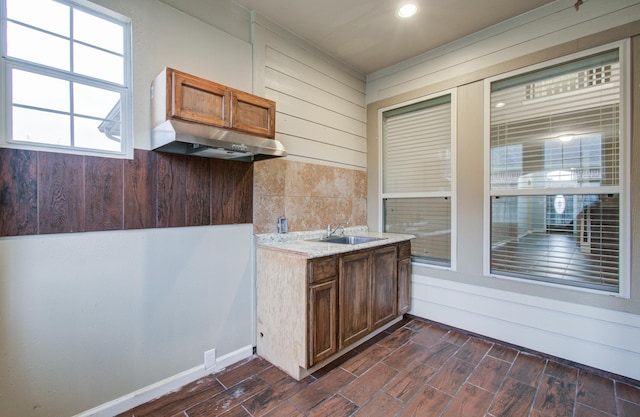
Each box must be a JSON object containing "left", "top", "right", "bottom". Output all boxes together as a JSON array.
[
  {"left": 256, "top": 238, "right": 412, "bottom": 380},
  {"left": 0, "top": 147, "right": 253, "bottom": 237}
]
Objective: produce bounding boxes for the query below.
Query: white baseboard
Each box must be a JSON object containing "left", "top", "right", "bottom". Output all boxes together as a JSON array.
[{"left": 73, "top": 345, "right": 254, "bottom": 417}]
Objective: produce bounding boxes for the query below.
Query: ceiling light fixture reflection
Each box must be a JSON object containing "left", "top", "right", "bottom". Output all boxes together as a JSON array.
[
  {"left": 397, "top": 3, "right": 418, "bottom": 18},
  {"left": 494, "top": 102, "right": 506, "bottom": 108}
]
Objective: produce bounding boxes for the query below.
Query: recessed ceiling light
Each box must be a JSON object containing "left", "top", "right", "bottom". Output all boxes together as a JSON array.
[{"left": 397, "top": 3, "right": 418, "bottom": 18}]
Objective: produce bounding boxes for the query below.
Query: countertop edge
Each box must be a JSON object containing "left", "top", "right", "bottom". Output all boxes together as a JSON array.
[{"left": 256, "top": 231, "right": 415, "bottom": 259}]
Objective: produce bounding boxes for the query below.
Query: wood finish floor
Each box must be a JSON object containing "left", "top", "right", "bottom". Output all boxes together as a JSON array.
[{"left": 118, "top": 318, "right": 640, "bottom": 417}]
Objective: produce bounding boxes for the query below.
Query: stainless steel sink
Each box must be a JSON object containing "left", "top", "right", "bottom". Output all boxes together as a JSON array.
[{"left": 311, "top": 236, "right": 387, "bottom": 245}]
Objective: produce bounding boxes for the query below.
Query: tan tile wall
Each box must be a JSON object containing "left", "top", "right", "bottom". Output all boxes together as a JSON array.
[{"left": 253, "top": 159, "right": 367, "bottom": 234}]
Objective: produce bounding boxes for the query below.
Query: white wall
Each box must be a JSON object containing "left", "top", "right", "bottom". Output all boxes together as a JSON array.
[
  {"left": 0, "top": 1, "right": 257, "bottom": 416},
  {"left": 366, "top": 0, "right": 640, "bottom": 381},
  {"left": 251, "top": 13, "right": 368, "bottom": 170},
  {"left": 0, "top": 225, "right": 254, "bottom": 417}
]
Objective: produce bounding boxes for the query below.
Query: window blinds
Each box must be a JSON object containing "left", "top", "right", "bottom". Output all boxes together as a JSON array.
[
  {"left": 488, "top": 48, "right": 621, "bottom": 292},
  {"left": 382, "top": 94, "right": 452, "bottom": 266},
  {"left": 383, "top": 95, "right": 452, "bottom": 194}
]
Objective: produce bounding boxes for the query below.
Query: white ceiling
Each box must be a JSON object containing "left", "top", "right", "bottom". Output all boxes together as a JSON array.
[{"left": 232, "top": 0, "right": 557, "bottom": 74}]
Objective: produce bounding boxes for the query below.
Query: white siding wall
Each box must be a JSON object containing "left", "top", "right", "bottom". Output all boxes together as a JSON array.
[
  {"left": 367, "top": 0, "right": 640, "bottom": 381},
  {"left": 252, "top": 14, "right": 368, "bottom": 169}
]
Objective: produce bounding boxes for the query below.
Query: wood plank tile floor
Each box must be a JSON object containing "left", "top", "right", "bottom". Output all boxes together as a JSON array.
[{"left": 118, "top": 317, "right": 640, "bottom": 417}]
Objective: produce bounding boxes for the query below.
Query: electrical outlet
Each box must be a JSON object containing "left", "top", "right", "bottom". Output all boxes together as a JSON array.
[{"left": 204, "top": 348, "right": 216, "bottom": 370}]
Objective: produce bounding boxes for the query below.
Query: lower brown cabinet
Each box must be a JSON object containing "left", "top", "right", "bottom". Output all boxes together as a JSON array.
[
  {"left": 309, "top": 243, "right": 407, "bottom": 365},
  {"left": 258, "top": 239, "right": 412, "bottom": 380}
]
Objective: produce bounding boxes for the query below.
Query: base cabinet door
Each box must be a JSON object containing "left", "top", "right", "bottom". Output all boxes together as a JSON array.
[
  {"left": 308, "top": 280, "right": 338, "bottom": 367},
  {"left": 371, "top": 245, "right": 398, "bottom": 329},
  {"left": 397, "top": 257, "right": 411, "bottom": 315},
  {"left": 339, "top": 251, "right": 371, "bottom": 350},
  {"left": 397, "top": 241, "right": 412, "bottom": 315}
]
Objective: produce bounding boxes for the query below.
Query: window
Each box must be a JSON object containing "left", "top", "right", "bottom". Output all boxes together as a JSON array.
[
  {"left": 1, "top": 0, "right": 132, "bottom": 157},
  {"left": 485, "top": 41, "right": 629, "bottom": 294},
  {"left": 381, "top": 92, "right": 456, "bottom": 267}
]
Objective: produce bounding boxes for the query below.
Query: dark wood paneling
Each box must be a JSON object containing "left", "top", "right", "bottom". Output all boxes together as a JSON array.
[
  {"left": 124, "top": 149, "right": 157, "bottom": 229},
  {"left": 38, "top": 152, "right": 85, "bottom": 234},
  {"left": 236, "top": 161, "right": 253, "bottom": 223},
  {"left": 211, "top": 159, "right": 253, "bottom": 224},
  {"left": 156, "top": 153, "right": 187, "bottom": 228},
  {"left": 211, "top": 159, "right": 234, "bottom": 224},
  {"left": 1, "top": 148, "right": 255, "bottom": 237},
  {"left": 0, "top": 148, "right": 38, "bottom": 236},
  {"left": 186, "top": 157, "right": 211, "bottom": 226},
  {"left": 85, "top": 156, "right": 123, "bottom": 231}
]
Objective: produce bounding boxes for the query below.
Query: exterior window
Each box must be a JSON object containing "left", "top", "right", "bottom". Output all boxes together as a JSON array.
[
  {"left": 1, "top": 0, "right": 132, "bottom": 157},
  {"left": 381, "top": 92, "right": 456, "bottom": 267},
  {"left": 486, "top": 42, "right": 628, "bottom": 294}
]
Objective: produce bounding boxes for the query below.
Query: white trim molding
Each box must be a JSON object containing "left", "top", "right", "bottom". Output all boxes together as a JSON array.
[{"left": 72, "top": 345, "right": 254, "bottom": 417}]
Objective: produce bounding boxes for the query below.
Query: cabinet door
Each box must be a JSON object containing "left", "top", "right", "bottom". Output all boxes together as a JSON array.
[
  {"left": 171, "top": 70, "right": 230, "bottom": 127},
  {"left": 231, "top": 91, "right": 275, "bottom": 138},
  {"left": 308, "top": 280, "right": 338, "bottom": 367},
  {"left": 371, "top": 245, "right": 398, "bottom": 329},
  {"left": 397, "top": 257, "right": 412, "bottom": 315},
  {"left": 339, "top": 251, "right": 371, "bottom": 349}
]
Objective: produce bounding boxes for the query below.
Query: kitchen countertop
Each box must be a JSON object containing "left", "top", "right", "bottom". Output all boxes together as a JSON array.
[{"left": 256, "top": 226, "right": 415, "bottom": 258}]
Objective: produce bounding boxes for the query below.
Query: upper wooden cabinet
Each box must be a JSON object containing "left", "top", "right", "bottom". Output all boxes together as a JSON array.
[{"left": 151, "top": 68, "right": 276, "bottom": 138}]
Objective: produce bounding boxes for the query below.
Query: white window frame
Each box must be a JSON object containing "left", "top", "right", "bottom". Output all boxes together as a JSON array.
[
  {"left": 483, "top": 40, "right": 630, "bottom": 297},
  {"left": 378, "top": 89, "right": 457, "bottom": 270},
  {"left": 0, "top": 0, "right": 133, "bottom": 159}
]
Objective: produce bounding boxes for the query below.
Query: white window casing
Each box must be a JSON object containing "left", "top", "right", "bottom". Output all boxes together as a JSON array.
[
  {"left": 483, "top": 40, "right": 630, "bottom": 297},
  {"left": 380, "top": 89, "right": 457, "bottom": 269},
  {"left": 1, "top": 0, "right": 133, "bottom": 158}
]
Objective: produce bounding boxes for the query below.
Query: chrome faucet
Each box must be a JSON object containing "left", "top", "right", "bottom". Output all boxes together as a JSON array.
[{"left": 327, "top": 221, "right": 349, "bottom": 238}]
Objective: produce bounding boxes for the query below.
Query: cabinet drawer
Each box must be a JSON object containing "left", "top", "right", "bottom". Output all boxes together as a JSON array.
[
  {"left": 398, "top": 241, "right": 411, "bottom": 260},
  {"left": 309, "top": 256, "right": 337, "bottom": 284}
]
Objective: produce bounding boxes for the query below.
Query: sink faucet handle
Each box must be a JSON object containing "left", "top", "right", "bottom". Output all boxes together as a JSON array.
[{"left": 328, "top": 221, "right": 349, "bottom": 237}]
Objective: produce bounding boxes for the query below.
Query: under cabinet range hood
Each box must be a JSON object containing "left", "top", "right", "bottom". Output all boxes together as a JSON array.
[
  {"left": 151, "top": 120, "right": 287, "bottom": 162},
  {"left": 150, "top": 67, "right": 287, "bottom": 161}
]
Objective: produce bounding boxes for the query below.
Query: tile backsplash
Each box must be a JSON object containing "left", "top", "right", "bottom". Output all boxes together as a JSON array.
[{"left": 253, "top": 158, "right": 367, "bottom": 234}]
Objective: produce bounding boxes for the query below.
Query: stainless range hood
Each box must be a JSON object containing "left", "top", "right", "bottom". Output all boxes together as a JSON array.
[{"left": 151, "top": 119, "right": 287, "bottom": 162}]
